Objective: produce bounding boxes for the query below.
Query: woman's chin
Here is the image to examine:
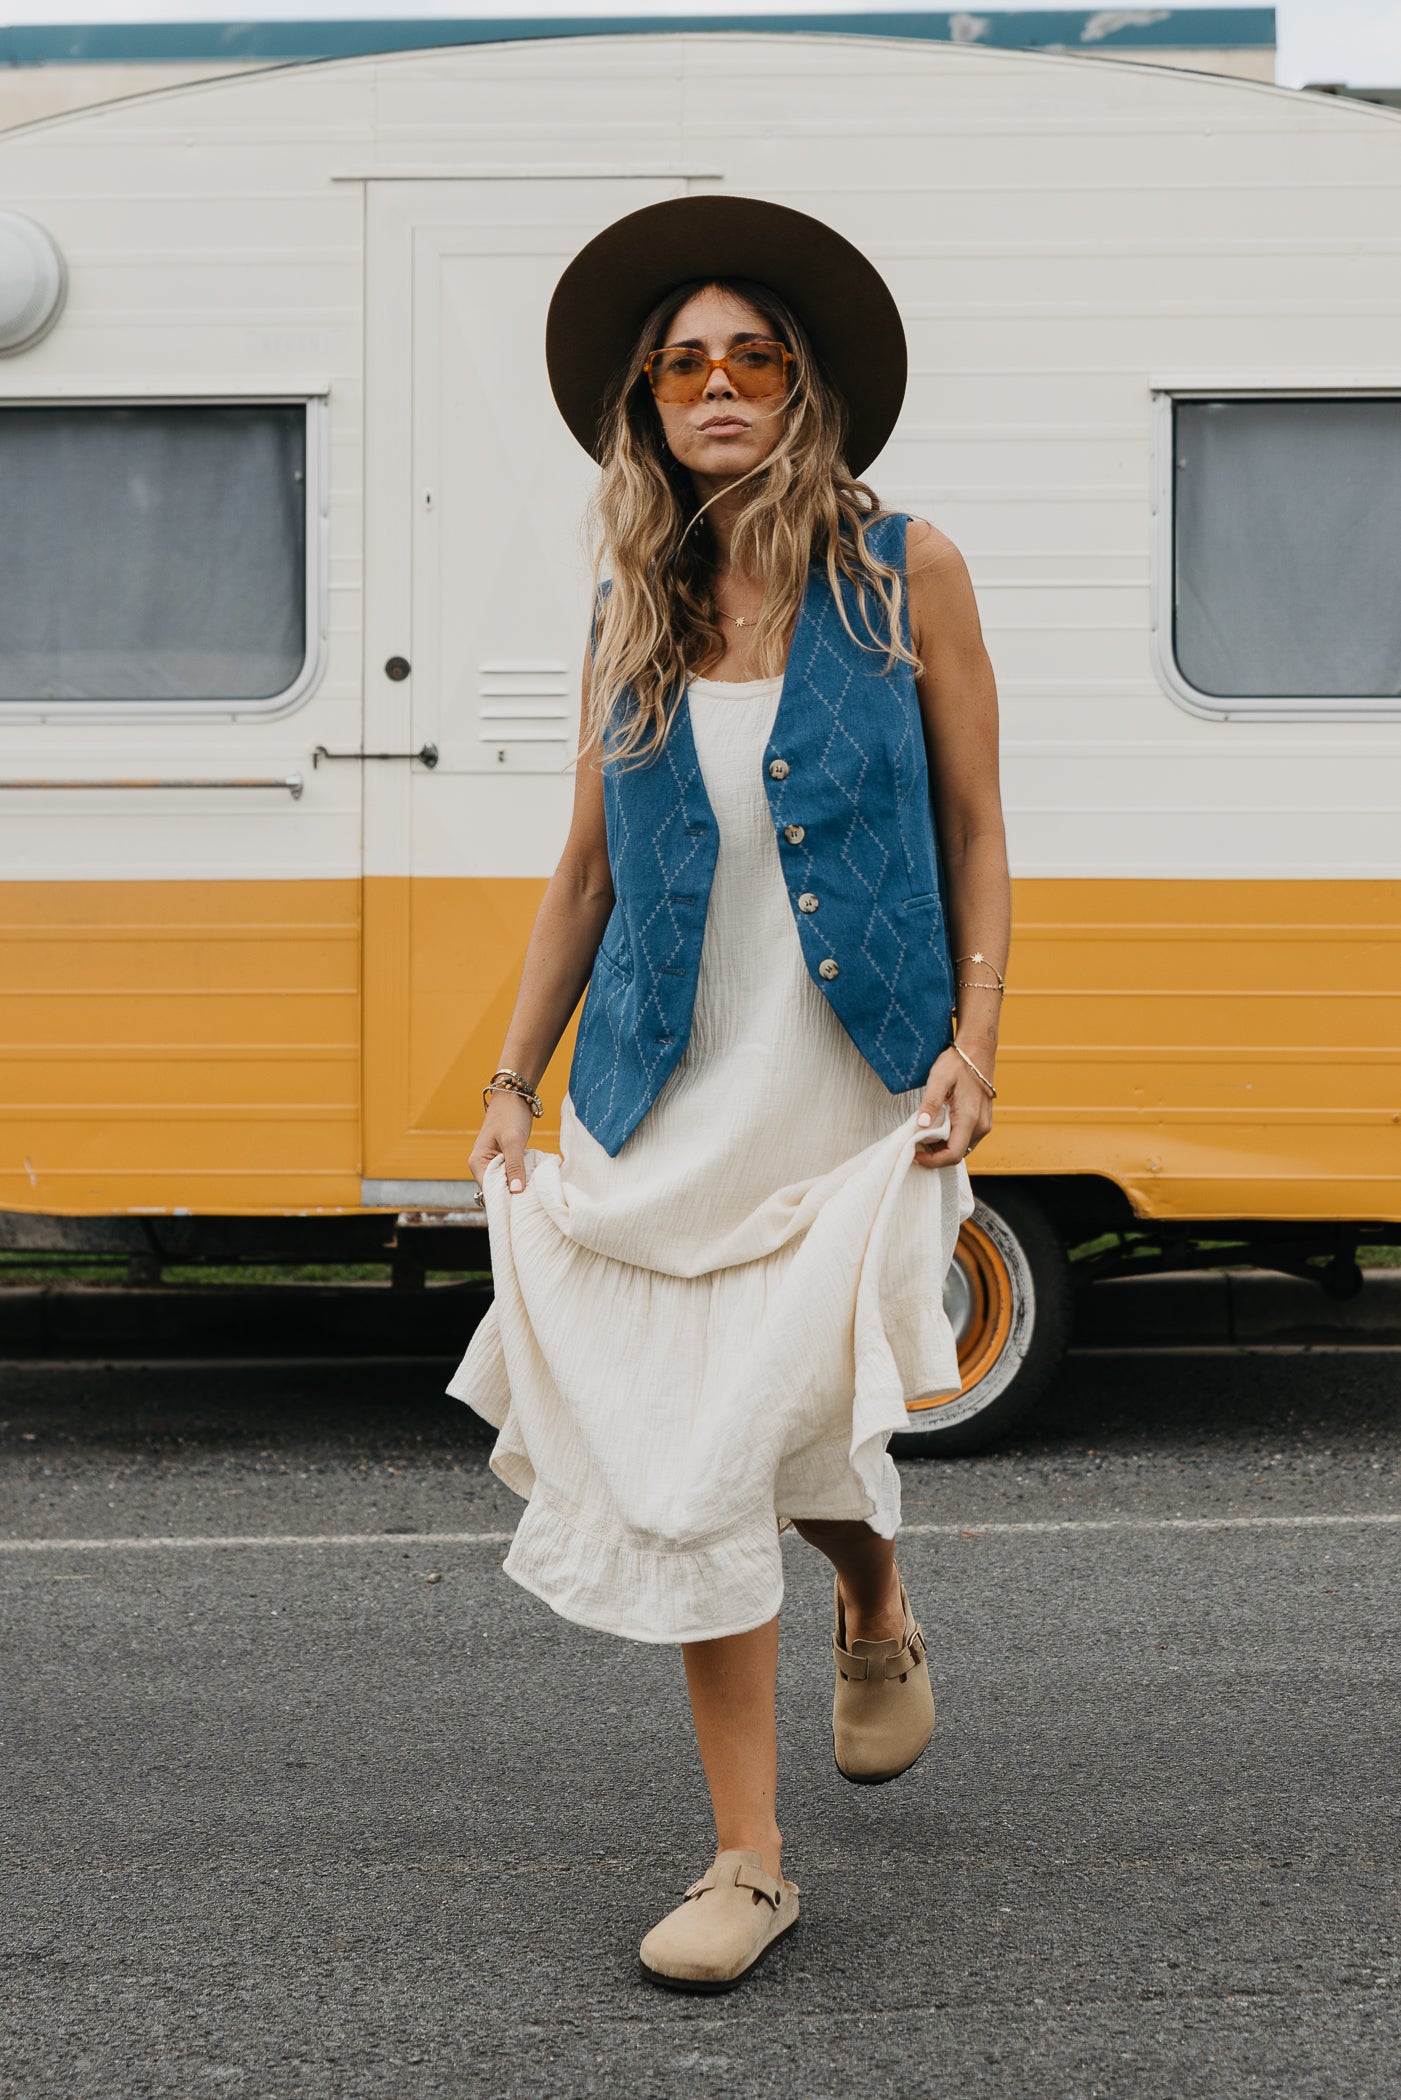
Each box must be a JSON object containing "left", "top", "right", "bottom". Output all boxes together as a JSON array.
[{"left": 686, "top": 439, "right": 778, "bottom": 480}]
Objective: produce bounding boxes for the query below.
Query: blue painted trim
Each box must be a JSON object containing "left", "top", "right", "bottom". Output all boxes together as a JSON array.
[{"left": 0, "top": 12, "right": 1278, "bottom": 69}]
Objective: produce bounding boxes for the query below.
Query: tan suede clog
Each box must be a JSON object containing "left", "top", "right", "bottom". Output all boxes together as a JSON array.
[
  {"left": 639, "top": 1849, "right": 800, "bottom": 1992},
  {"left": 832, "top": 1572, "right": 936, "bottom": 1784}
]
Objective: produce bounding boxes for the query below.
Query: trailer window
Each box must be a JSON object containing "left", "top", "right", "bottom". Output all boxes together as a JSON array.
[
  {"left": 1170, "top": 395, "right": 1401, "bottom": 709},
  {"left": 0, "top": 402, "right": 307, "bottom": 705}
]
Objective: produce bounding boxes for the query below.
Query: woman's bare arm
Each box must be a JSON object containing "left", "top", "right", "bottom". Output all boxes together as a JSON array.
[
  {"left": 904, "top": 517, "right": 1011, "bottom": 1169},
  {"left": 469, "top": 651, "right": 615, "bottom": 1194}
]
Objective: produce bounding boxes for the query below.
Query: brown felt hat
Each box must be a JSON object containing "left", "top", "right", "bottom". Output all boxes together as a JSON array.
[{"left": 545, "top": 193, "right": 907, "bottom": 477}]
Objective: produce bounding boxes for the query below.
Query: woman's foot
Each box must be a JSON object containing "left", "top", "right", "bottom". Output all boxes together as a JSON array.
[
  {"left": 639, "top": 1850, "right": 800, "bottom": 1992},
  {"left": 831, "top": 1572, "right": 936, "bottom": 1784}
]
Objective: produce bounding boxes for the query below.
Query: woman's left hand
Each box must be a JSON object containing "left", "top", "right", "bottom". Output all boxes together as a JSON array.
[{"left": 912, "top": 1042, "right": 995, "bottom": 1169}]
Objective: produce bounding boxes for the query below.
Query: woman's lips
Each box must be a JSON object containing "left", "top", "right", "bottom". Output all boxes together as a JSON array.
[{"left": 697, "top": 416, "right": 749, "bottom": 435}]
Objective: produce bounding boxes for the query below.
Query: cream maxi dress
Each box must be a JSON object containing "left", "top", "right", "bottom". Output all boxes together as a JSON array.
[{"left": 448, "top": 670, "right": 974, "bottom": 1644}]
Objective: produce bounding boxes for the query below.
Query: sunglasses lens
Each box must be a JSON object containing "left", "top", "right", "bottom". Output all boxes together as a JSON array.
[
  {"left": 649, "top": 349, "right": 711, "bottom": 403},
  {"left": 648, "top": 343, "right": 789, "bottom": 402},
  {"left": 727, "top": 345, "right": 789, "bottom": 397}
]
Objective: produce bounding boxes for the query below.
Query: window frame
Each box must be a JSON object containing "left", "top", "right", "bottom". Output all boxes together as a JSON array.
[
  {"left": 1150, "top": 381, "right": 1401, "bottom": 726},
  {"left": 0, "top": 384, "right": 330, "bottom": 724}
]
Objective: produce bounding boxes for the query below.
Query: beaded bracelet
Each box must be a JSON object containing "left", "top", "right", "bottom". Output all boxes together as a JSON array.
[
  {"left": 489, "top": 1065, "right": 537, "bottom": 1094},
  {"left": 482, "top": 1068, "right": 544, "bottom": 1118}
]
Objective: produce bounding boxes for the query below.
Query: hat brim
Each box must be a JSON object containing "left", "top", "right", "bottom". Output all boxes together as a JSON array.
[{"left": 545, "top": 194, "right": 906, "bottom": 479}]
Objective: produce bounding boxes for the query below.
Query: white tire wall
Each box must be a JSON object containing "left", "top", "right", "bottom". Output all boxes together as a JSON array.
[{"left": 890, "top": 1185, "right": 1073, "bottom": 1459}]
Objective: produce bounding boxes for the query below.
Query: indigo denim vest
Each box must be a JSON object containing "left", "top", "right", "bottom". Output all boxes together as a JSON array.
[{"left": 568, "top": 511, "right": 954, "bottom": 1156}]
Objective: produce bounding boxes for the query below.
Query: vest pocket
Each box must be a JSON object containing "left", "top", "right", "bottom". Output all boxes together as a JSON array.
[{"left": 592, "top": 901, "right": 633, "bottom": 980}]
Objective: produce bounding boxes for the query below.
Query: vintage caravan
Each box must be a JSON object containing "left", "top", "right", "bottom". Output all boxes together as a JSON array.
[{"left": 1, "top": 29, "right": 1398, "bottom": 1450}]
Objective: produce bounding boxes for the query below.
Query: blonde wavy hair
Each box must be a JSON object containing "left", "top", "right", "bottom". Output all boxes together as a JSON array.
[{"left": 580, "top": 276, "right": 921, "bottom": 773}]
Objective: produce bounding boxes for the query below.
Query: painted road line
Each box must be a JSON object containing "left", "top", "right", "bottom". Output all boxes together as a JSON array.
[
  {"left": 899, "top": 1513, "right": 1401, "bottom": 1536},
  {"left": 0, "top": 1530, "right": 518, "bottom": 1553},
  {"left": 1, "top": 1512, "right": 1399, "bottom": 1554}
]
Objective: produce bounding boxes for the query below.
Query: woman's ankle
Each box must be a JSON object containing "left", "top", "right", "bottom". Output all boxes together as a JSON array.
[
  {"left": 714, "top": 1824, "right": 783, "bottom": 1881},
  {"left": 839, "top": 1563, "right": 906, "bottom": 1645}
]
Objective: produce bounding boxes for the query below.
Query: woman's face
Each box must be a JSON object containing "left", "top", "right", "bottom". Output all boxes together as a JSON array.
[{"left": 648, "top": 285, "right": 792, "bottom": 483}]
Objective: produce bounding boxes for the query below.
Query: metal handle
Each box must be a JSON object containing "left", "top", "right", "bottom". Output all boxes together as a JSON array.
[
  {"left": 0, "top": 773, "right": 304, "bottom": 798},
  {"left": 312, "top": 743, "right": 438, "bottom": 769}
]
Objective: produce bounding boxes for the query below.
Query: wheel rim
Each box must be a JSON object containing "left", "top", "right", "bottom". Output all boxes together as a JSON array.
[{"left": 905, "top": 1217, "right": 1016, "bottom": 1414}]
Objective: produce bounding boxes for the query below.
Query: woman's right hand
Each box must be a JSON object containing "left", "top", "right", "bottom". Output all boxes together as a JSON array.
[{"left": 469, "top": 1089, "right": 537, "bottom": 1201}]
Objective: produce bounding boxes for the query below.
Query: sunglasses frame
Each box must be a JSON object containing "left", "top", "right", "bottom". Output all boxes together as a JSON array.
[{"left": 642, "top": 338, "right": 795, "bottom": 404}]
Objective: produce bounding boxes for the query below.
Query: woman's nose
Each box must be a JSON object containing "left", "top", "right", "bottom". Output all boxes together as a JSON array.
[{"left": 704, "top": 366, "right": 736, "bottom": 399}]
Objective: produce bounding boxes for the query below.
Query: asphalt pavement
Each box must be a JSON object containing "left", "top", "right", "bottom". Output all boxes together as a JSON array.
[{"left": 3, "top": 1344, "right": 1398, "bottom": 2099}]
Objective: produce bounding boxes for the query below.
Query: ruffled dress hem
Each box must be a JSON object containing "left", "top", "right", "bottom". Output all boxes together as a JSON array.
[{"left": 449, "top": 1109, "right": 969, "bottom": 1642}]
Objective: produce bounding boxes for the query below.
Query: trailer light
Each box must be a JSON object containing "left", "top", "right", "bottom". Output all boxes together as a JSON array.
[{"left": 0, "top": 210, "right": 67, "bottom": 354}]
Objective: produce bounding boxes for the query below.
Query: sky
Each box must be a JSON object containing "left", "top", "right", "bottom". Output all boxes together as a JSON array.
[{"left": 2, "top": 2, "right": 1400, "bottom": 92}]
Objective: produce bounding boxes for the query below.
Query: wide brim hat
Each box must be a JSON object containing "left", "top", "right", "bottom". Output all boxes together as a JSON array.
[{"left": 545, "top": 194, "right": 906, "bottom": 477}]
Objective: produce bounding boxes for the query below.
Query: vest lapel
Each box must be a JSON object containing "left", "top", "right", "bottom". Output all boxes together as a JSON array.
[
  {"left": 765, "top": 564, "right": 827, "bottom": 774},
  {"left": 651, "top": 563, "right": 826, "bottom": 830}
]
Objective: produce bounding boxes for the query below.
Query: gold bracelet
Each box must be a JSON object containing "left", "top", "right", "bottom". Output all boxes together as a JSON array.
[
  {"left": 952, "top": 1041, "right": 997, "bottom": 1100},
  {"left": 956, "top": 979, "right": 1006, "bottom": 994},
  {"left": 954, "top": 953, "right": 1006, "bottom": 993}
]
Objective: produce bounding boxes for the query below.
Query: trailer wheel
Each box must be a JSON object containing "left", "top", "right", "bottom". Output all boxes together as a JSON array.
[{"left": 890, "top": 1184, "right": 1072, "bottom": 1459}]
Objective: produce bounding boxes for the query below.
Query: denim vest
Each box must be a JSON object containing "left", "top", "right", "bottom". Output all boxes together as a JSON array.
[{"left": 567, "top": 511, "right": 954, "bottom": 1156}]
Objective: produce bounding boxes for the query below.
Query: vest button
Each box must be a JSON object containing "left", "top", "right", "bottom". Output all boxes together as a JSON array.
[
  {"left": 768, "top": 757, "right": 790, "bottom": 780},
  {"left": 797, "top": 892, "right": 819, "bottom": 913},
  {"left": 818, "top": 957, "right": 840, "bottom": 980},
  {"left": 783, "top": 823, "right": 805, "bottom": 844}
]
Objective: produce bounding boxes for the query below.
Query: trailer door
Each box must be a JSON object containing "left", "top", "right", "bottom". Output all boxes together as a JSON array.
[{"left": 360, "top": 176, "right": 689, "bottom": 1201}]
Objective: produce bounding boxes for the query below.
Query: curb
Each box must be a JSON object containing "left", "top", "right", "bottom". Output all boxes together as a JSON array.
[
  {"left": 0, "top": 1270, "right": 1397, "bottom": 1362},
  {"left": 0, "top": 1282, "right": 492, "bottom": 1361}
]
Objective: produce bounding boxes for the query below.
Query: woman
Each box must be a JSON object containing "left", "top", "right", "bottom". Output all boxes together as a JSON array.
[{"left": 449, "top": 195, "right": 1009, "bottom": 1991}]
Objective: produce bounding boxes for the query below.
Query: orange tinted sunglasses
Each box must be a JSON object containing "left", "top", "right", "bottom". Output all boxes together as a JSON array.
[{"left": 643, "top": 338, "right": 794, "bottom": 405}]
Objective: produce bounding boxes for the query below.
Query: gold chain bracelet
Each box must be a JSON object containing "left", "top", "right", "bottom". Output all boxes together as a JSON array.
[{"left": 954, "top": 952, "right": 1006, "bottom": 994}]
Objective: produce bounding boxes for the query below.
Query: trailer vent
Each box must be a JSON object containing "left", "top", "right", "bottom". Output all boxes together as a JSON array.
[{"left": 475, "top": 661, "right": 572, "bottom": 770}]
